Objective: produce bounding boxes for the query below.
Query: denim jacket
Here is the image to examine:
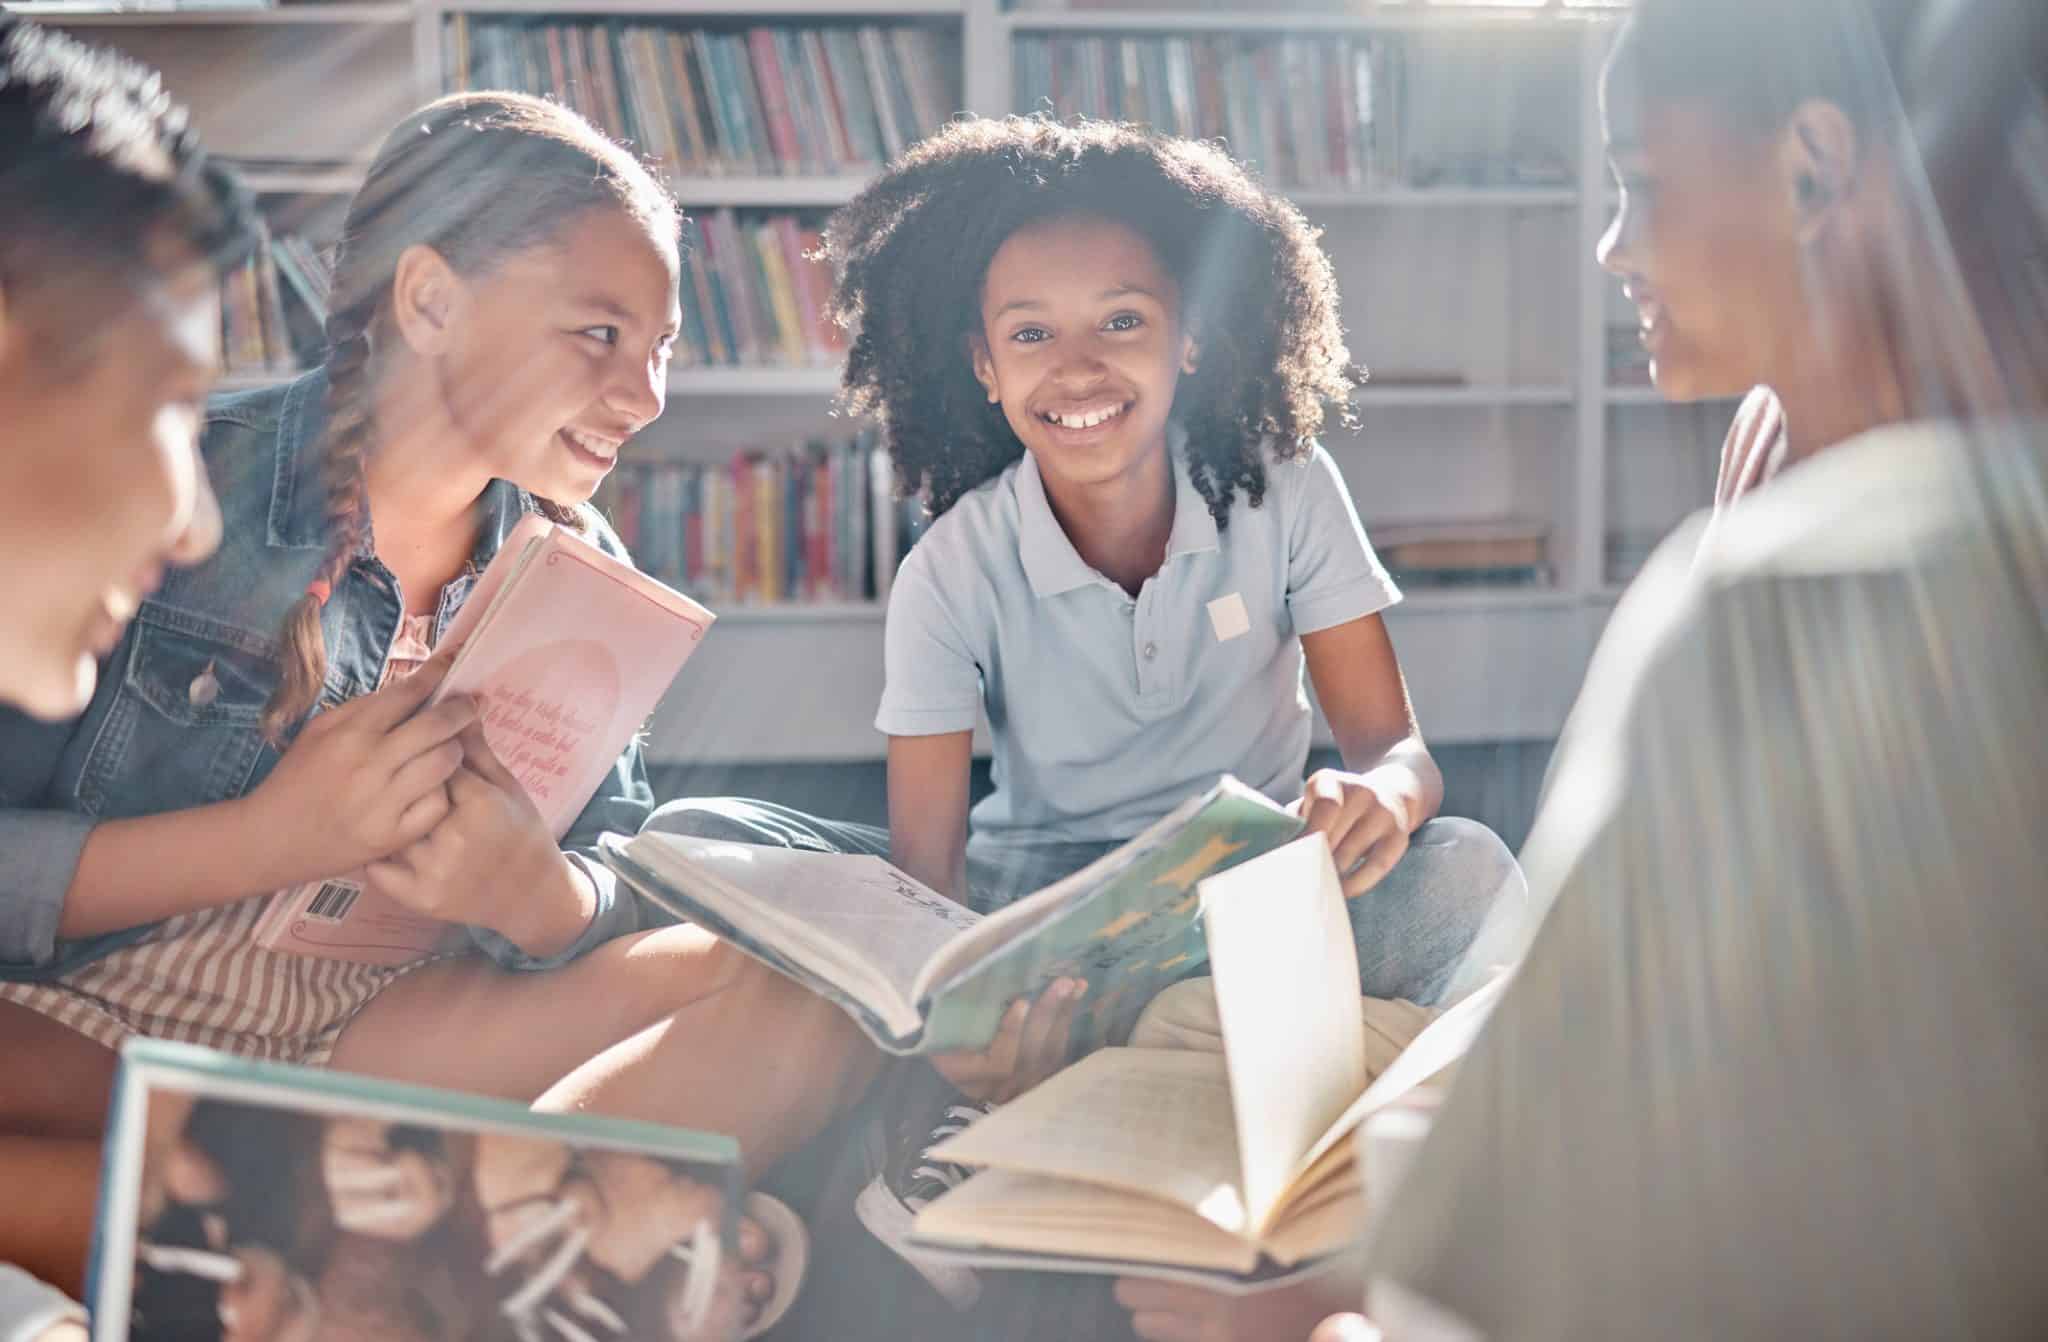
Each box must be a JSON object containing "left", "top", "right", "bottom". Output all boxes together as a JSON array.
[{"left": 0, "top": 367, "right": 651, "bottom": 979}]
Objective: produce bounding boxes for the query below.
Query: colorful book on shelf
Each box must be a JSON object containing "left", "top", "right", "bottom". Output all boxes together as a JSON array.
[
  {"left": 88, "top": 1038, "right": 783, "bottom": 1342},
  {"left": 906, "top": 834, "right": 1509, "bottom": 1290},
  {"left": 250, "top": 516, "right": 716, "bottom": 964},
  {"left": 599, "top": 775, "right": 1302, "bottom": 1057},
  {"left": 1016, "top": 31, "right": 1395, "bottom": 191}
]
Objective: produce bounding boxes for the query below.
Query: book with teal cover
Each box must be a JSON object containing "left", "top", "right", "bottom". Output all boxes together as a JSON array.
[
  {"left": 89, "top": 1040, "right": 770, "bottom": 1342},
  {"left": 599, "top": 775, "right": 1304, "bottom": 1056}
]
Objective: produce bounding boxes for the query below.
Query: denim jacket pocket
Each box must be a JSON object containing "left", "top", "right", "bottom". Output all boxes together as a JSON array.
[{"left": 76, "top": 604, "right": 278, "bottom": 819}]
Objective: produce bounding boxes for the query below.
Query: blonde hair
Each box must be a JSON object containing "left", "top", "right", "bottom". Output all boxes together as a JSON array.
[{"left": 262, "top": 93, "right": 677, "bottom": 742}]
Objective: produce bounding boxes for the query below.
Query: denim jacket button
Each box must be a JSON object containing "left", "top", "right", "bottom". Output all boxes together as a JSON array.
[{"left": 188, "top": 662, "right": 220, "bottom": 708}]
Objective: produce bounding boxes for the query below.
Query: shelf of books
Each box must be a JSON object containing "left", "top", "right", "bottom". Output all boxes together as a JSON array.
[
  {"left": 32, "top": 0, "right": 1714, "bottom": 754},
  {"left": 6, "top": 2, "right": 414, "bottom": 25}
]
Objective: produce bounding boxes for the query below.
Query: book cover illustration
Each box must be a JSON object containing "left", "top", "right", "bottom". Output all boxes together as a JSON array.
[
  {"left": 92, "top": 1041, "right": 767, "bottom": 1342},
  {"left": 915, "top": 781, "right": 1302, "bottom": 1056}
]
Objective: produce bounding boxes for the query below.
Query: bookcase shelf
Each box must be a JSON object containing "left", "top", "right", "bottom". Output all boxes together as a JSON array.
[
  {"left": 667, "top": 365, "right": 842, "bottom": 394},
  {"left": 10, "top": 3, "right": 414, "bottom": 25},
  {"left": 439, "top": 0, "right": 962, "bottom": 13},
  {"left": 1356, "top": 385, "right": 1574, "bottom": 409},
  {"left": 95, "top": 3, "right": 1726, "bottom": 756},
  {"left": 999, "top": 9, "right": 1588, "bottom": 36},
  {"left": 714, "top": 602, "right": 886, "bottom": 622},
  {"left": 1292, "top": 186, "right": 1577, "bottom": 210},
  {"left": 1604, "top": 385, "right": 1663, "bottom": 405},
  {"left": 667, "top": 174, "right": 872, "bottom": 206}
]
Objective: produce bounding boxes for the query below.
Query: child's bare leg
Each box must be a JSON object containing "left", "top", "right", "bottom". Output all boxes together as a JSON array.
[
  {"left": 330, "top": 924, "right": 880, "bottom": 1175},
  {"left": 0, "top": 1000, "right": 118, "bottom": 1296},
  {"left": 0, "top": 1135, "right": 97, "bottom": 1298},
  {"left": 0, "top": 999, "right": 117, "bottom": 1136}
]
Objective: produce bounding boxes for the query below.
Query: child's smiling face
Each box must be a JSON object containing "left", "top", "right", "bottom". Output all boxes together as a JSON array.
[
  {"left": 415, "top": 203, "right": 681, "bottom": 506},
  {"left": 971, "top": 213, "right": 1197, "bottom": 496}
]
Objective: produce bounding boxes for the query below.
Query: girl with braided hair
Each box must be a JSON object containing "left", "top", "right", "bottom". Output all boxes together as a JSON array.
[{"left": 0, "top": 92, "right": 875, "bottom": 1308}]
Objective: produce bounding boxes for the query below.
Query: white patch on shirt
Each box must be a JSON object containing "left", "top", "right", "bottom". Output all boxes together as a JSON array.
[{"left": 1207, "top": 592, "right": 1251, "bottom": 642}]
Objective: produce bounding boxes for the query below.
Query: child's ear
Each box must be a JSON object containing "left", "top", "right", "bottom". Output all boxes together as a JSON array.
[
  {"left": 1180, "top": 332, "right": 1201, "bottom": 376},
  {"left": 390, "top": 243, "right": 465, "bottom": 356},
  {"left": 1780, "top": 98, "right": 1861, "bottom": 245},
  {"left": 967, "top": 331, "right": 1001, "bottom": 405},
  {"left": 0, "top": 280, "right": 12, "bottom": 371}
]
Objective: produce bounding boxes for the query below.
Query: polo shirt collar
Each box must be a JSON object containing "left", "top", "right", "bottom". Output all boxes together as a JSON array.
[{"left": 1015, "top": 421, "right": 1217, "bottom": 599}]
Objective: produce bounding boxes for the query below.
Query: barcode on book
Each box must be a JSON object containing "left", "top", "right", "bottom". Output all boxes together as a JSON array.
[{"left": 307, "top": 880, "right": 361, "bottom": 922}]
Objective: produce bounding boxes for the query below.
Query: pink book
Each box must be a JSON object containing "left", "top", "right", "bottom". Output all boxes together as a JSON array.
[{"left": 251, "top": 517, "right": 716, "bottom": 964}]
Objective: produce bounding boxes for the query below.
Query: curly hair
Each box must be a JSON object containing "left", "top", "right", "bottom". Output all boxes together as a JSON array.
[{"left": 822, "top": 115, "right": 1359, "bottom": 527}]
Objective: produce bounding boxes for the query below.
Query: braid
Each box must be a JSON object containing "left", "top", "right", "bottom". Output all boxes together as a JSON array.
[
  {"left": 255, "top": 92, "right": 672, "bottom": 741},
  {"left": 260, "top": 314, "right": 376, "bottom": 744},
  {"left": 533, "top": 496, "right": 589, "bottom": 534}
]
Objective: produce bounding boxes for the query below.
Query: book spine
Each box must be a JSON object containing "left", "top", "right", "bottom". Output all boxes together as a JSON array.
[{"left": 747, "top": 28, "right": 804, "bottom": 173}]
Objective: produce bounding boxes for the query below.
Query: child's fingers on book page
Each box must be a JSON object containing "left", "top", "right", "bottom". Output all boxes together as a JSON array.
[
  {"left": 1329, "top": 799, "right": 1397, "bottom": 877},
  {"left": 933, "top": 999, "right": 1030, "bottom": 1101},
  {"left": 454, "top": 719, "right": 525, "bottom": 794},
  {"left": 1011, "top": 977, "right": 1087, "bottom": 1098},
  {"left": 1342, "top": 826, "right": 1410, "bottom": 900},
  {"left": 354, "top": 656, "right": 457, "bottom": 731},
  {"left": 377, "top": 694, "right": 479, "bottom": 772}
]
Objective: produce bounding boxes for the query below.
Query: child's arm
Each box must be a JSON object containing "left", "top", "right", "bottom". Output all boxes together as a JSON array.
[
  {"left": 54, "top": 656, "right": 476, "bottom": 942},
  {"left": 885, "top": 730, "right": 973, "bottom": 899},
  {"left": 1299, "top": 612, "right": 1445, "bottom": 896},
  {"left": 887, "top": 729, "right": 1084, "bottom": 1102}
]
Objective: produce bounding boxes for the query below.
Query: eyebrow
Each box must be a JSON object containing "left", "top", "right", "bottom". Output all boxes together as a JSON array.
[
  {"left": 991, "top": 284, "right": 1164, "bottom": 321},
  {"left": 572, "top": 295, "right": 636, "bottom": 321}
]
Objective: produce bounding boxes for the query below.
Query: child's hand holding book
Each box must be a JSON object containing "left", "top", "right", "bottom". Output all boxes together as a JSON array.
[
  {"left": 931, "top": 976, "right": 1090, "bottom": 1103},
  {"left": 359, "top": 719, "right": 598, "bottom": 959},
  {"left": 240, "top": 650, "right": 475, "bottom": 890}
]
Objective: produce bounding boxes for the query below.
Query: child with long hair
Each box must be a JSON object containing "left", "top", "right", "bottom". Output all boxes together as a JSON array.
[
  {"left": 0, "top": 92, "right": 875, "bottom": 1303},
  {"left": 643, "top": 116, "right": 1525, "bottom": 1314}
]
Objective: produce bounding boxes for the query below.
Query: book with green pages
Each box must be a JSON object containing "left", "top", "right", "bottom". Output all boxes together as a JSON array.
[{"left": 596, "top": 775, "right": 1303, "bottom": 1055}]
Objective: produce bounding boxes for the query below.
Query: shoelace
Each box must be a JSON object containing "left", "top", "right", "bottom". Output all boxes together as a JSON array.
[{"left": 908, "top": 1103, "right": 992, "bottom": 1198}]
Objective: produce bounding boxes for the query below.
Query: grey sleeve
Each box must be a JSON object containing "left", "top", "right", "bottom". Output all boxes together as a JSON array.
[
  {"left": 0, "top": 1266, "right": 84, "bottom": 1342},
  {"left": 0, "top": 709, "right": 95, "bottom": 974},
  {"left": 1366, "top": 537, "right": 2048, "bottom": 1340}
]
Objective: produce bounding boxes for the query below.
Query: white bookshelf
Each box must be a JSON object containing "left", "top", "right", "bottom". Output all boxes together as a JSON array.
[
  {"left": 18, "top": 1, "right": 1718, "bottom": 762},
  {"left": 6, "top": 2, "right": 412, "bottom": 23}
]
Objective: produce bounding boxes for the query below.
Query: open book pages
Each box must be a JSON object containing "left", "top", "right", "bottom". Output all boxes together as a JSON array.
[
  {"left": 251, "top": 516, "right": 715, "bottom": 964},
  {"left": 599, "top": 838, "right": 984, "bottom": 1042},
  {"left": 1200, "top": 832, "right": 1366, "bottom": 1229},
  {"left": 912, "top": 835, "right": 1514, "bottom": 1284},
  {"left": 92, "top": 1039, "right": 749, "bottom": 1342},
  {"left": 600, "top": 775, "right": 1303, "bottom": 1055}
]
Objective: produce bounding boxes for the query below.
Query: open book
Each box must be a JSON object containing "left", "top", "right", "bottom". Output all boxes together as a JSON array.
[
  {"left": 90, "top": 1039, "right": 802, "bottom": 1342},
  {"left": 598, "top": 776, "right": 1303, "bottom": 1055},
  {"left": 253, "top": 515, "right": 715, "bottom": 963},
  {"left": 909, "top": 833, "right": 1509, "bottom": 1289}
]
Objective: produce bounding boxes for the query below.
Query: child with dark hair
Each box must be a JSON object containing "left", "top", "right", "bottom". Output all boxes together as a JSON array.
[
  {"left": 0, "top": 17, "right": 260, "bottom": 1336},
  {"left": 0, "top": 13, "right": 255, "bottom": 721},
  {"left": 642, "top": 116, "right": 1525, "bottom": 1309},
  {"left": 0, "top": 90, "right": 875, "bottom": 1309}
]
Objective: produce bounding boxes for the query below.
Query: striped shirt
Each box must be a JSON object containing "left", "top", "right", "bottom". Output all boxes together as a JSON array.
[{"left": 1367, "top": 420, "right": 2048, "bottom": 1340}]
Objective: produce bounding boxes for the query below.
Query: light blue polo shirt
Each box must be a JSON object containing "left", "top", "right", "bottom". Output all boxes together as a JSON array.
[{"left": 876, "top": 428, "right": 1400, "bottom": 867}]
